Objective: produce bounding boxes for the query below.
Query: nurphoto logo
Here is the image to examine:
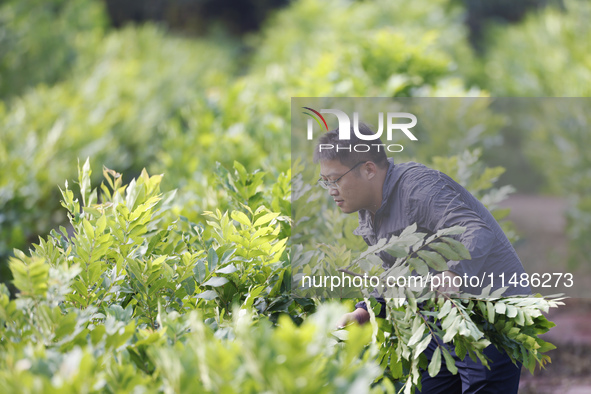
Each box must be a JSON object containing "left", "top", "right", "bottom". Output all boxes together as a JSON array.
[{"left": 303, "top": 107, "right": 418, "bottom": 152}]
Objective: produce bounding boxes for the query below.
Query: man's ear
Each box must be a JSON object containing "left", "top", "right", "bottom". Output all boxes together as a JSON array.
[{"left": 364, "top": 161, "right": 378, "bottom": 179}]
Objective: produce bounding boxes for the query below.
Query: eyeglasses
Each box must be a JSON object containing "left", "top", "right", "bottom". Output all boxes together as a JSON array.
[{"left": 317, "top": 162, "right": 365, "bottom": 190}]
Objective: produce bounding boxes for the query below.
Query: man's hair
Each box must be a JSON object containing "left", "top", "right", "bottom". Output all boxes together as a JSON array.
[{"left": 313, "top": 122, "right": 388, "bottom": 168}]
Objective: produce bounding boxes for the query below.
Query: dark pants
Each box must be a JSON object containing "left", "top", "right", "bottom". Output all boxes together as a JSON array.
[{"left": 417, "top": 336, "right": 521, "bottom": 394}]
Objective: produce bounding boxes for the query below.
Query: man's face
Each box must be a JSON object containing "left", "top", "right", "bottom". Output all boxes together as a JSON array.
[{"left": 319, "top": 159, "right": 372, "bottom": 214}]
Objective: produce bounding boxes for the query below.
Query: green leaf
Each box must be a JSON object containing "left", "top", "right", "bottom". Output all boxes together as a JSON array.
[
  {"left": 233, "top": 161, "right": 248, "bottom": 181},
  {"left": 442, "top": 316, "right": 460, "bottom": 343},
  {"left": 82, "top": 218, "right": 95, "bottom": 239},
  {"left": 266, "top": 297, "right": 293, "bottom": 313},
  {"left": 428, "top": 347, "right": 441, "bottom": 377},
  {"left": 415, "top": 333, "right": 432, "bottom": 359},
  {"left": 408, "top": 258, "right": 429, "bottom": 277},
  {"left": 438, "top": 300, "right": 452, "bottom": 319},
  {"left": 243, "top": 285, "right": 265, "bottom": 309},
  {"left": 220, "top": 248, "right": 236, "bottom": 265},
  {"left": 207, "top": 248, "right": 219, "bottom": 271},
  {"left": 385, "top": 244, "right": 407, "bottom": 258},
  {"left": 96, "top": 214, "right": 107, "bottom": 234},
  {"left": 400, "top": 223, "right": 418, "bottom": 237},
  {"left": 537, "top": 339, "right": 557, "bottom": 353},
  {"left": 495, "top": 302, "right": 507, "bottom": 315},
  {"left": 487, "top": 302, "right": 495, "bottom": 323},
  {"left": 196, "top": 290, "right": 218, "bottom": 300},
  {"left": 408, "top": 323, "right": 425, "bottom": 347},
  {"left": 253, "top": 213, "right": 279, "bottom": 227},
  {"left": 9, "top": 257, "right": 48, "bottom": 296},
  {"left": 149, "top": 278, "right": 170, "bottom": 296},
  {"left": 71, "top": 279, "right": 88, "bottom": 297},
  {"left": 217, "top": 264, "right": 237, "bottom": 275},
  {"left": 429, "top": 242, "right": 461, "bottom": 261},
  {"left": 455, "top": 340, "right": 467, "bottom": 361},
  {"left": 390, "top": 356, "right": 404, "bottom": 379},
  {"left": 79, "top": 158, "right": 92, "bottom": 207},
  {"left": 181, "top": 278, "right": 196, "bottom": 296},
  {"left": 436, "top": 226, "right": 466, "bottom": 236},
  {"left": 231, "top": 211, "right": 251, "bottom": 227},
  {"left": 202, "top": 277, "right": 229, "bottom": 287},
  {"left": 442, "top": 238, "right": 471, "bottom": 260},
  {"left": 506, "top": 304, "right": 517, "bottom": 318},
  {"left": 417, "top": 250, "right": 448, "bottom": 271},
  {"left": 193, "top": 260, "right": 206, "bottom": 284},
  {"left": 442, "top": 348, "right": 458, "bottom": 375}
]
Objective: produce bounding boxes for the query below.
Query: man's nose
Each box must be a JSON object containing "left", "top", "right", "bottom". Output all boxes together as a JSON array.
[{"left": 329, "top": 187, "right": 339, "bottom": 196}]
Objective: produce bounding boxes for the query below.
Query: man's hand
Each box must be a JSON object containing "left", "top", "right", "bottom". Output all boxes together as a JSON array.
[
  {"left": 336, "top": 308, "right": 370, "bottom": 329},
  {"left": 432, "top": 271, "right": 461, "bottom": 294}
]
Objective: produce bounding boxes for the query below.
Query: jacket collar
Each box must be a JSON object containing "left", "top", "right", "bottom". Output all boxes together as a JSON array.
[{"left": 353, "top": 158, "right": 399, "bottom": 236}]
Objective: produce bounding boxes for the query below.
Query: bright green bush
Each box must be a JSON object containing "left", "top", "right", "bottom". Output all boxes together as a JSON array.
[
  {"left": 1, "top": 162, "right": 328, "bottom": 393},
  {"left": 0, "top": 161, "right": 372, "bottom": 392},
  {"left": 0, "top": 24, "right": 237, "bottom": 263},
  {"left": 0, "top": 163, "right": 560, "bottom": 393}
]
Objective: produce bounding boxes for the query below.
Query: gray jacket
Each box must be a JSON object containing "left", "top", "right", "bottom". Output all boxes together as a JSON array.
[{"left": 354, "top": 159, "right": 530, "bottom": 296}]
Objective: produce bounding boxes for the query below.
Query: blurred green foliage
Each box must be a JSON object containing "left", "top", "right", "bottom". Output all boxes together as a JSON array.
[
  {"left": 522, "top": 100, "right": 591, "bottom": 268},
  {"left": 249, "top": 0, "right": 475, "bottom": 97},
  {"left": 0, "top": 0, "right": 108, "bottom": 100},
  {"left": 0, "top": 24, "right": 238, "bottom": 267},
  {"left": 454, "top": 0, "right": 591, "bottom": 267},
  {"left": 0, "top": 0, "right": 482, "bottom": 273},
  {"left": 460, "top": 0, "right": 590, "bottom": 96},
  {"left": 459, "top": 0, "right": 556, "bottom": 52}
]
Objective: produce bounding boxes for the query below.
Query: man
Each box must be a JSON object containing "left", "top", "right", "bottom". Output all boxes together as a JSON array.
[{"left": 313, "top": 124, "right": 530, "bottom": 393}]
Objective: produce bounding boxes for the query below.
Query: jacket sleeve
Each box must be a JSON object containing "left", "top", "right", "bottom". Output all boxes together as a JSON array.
[{"left": 410, "top": 176, "right": 496, "bottom": 278}]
